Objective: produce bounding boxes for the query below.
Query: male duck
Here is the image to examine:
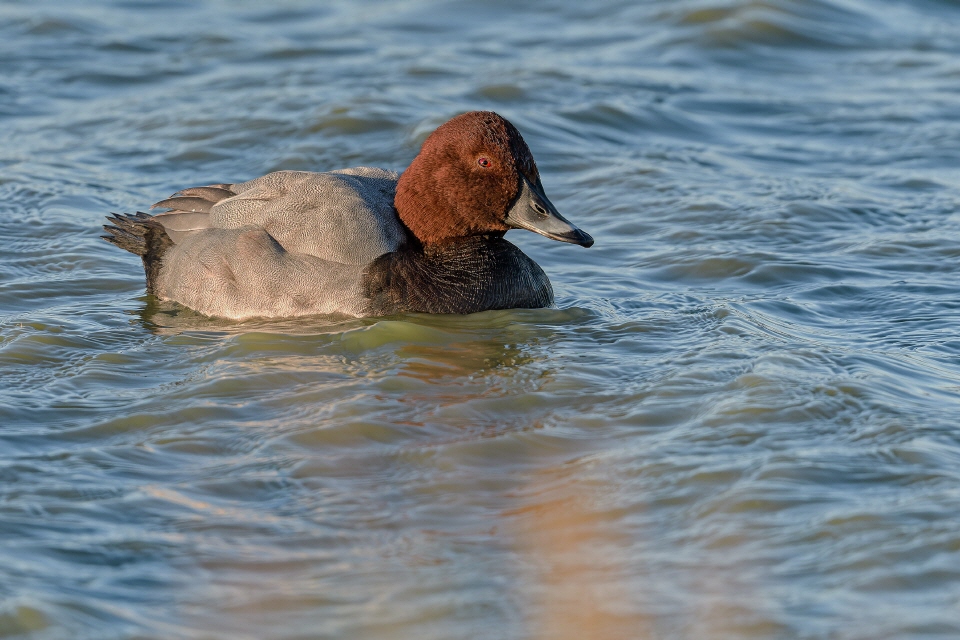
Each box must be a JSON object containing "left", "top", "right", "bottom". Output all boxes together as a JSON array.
[{"left": 103, "top": 111, "right": 593, "bottom": 319}]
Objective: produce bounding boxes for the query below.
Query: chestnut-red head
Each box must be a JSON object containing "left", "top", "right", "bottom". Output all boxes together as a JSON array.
[{"left": 395, "top": 111, "right": 592, "bottom": 248}]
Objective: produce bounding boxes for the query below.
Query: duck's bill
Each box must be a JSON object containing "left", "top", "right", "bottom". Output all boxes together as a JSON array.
[{"left": 505, "top": 176, "right": 594, "bottom": 248}]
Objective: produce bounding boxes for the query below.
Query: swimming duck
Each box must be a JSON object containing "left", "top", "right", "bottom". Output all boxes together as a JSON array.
[{"left": 103, "top": 111, "right": 593, "bottom": 319}]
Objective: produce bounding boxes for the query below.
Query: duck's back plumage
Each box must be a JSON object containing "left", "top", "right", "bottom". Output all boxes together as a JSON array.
[
  {"left": 154, "top": 167, "right": 403, "bottom": 263},
  {"left": 121, "top": 167, "right": 407, "bottom": 319},
  {"left": 205, "top": 168, "right": 403, "bottom": 264}
]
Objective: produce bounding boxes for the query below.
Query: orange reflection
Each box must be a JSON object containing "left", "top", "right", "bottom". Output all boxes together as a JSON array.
[{"left": 510, "top": 475, "right": 653, "bottom": 640}]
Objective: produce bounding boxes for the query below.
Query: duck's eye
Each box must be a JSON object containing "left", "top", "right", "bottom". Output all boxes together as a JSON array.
[{"left": 477, "top": 157, "right": 491, "bottom": 168}]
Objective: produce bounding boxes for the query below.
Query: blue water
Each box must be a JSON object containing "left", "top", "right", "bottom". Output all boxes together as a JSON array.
[{"left": 3, "top": 0, "right": 960, "bottom": 638}]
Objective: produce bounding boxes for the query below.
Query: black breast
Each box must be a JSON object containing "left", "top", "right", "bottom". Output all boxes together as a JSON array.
[{"left": 362, "top": 235, "right": 554, "bottom": 315}]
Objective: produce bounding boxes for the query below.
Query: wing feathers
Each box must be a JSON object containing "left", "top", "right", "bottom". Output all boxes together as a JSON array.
[
  {"left": 152, "top": 210, "right": 211, "bottom": 232},
  {"left": 173, "top": 186, "right": 236, "bottom": 201},
  {"left": 150, "top": 184, "right": 237, "bottom": 213},
  {"left": 151, "top": 196, "right": 216, "bottom": 213}
]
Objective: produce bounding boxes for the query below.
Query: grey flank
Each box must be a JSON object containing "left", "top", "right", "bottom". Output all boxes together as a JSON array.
[{"left": 151, "top": 167, "right": 405, "bottom": 319}]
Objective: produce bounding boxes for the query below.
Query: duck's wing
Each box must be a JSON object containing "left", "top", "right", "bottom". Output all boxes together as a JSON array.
[
  {"left": 149, "top": 168, "right": 405, "bottom": 265},
  {"left": 216, "top": 168, "right": 407, "bottom": 265},
  {"left": 147, "top": 184, "right": 235, "bottom": 243}
]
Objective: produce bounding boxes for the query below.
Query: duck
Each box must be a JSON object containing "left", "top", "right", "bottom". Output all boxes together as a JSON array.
[{"left": 103, "top": 111, "right": 593, "bottom": 319}]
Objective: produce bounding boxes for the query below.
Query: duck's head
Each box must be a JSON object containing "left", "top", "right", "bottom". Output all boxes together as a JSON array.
[{"left": 395, "top": 111, "right": 593, "bottom": 248}]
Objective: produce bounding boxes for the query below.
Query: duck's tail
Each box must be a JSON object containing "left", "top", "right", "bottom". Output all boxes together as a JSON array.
[{"left": 102, "top": 212, "right": 174, "bottom": 294}]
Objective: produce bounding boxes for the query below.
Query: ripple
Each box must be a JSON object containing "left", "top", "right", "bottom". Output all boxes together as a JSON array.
[
  {"left": 662, "top": 0, "right": 883, "bottom": 50},
  {"left": 2, "top": 0, "right": 960, "bottom": 637}
]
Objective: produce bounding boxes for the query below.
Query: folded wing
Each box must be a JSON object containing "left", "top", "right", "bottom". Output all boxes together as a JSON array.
[{"left": 150, "top": 168, "right": 405, "bottom": 265}]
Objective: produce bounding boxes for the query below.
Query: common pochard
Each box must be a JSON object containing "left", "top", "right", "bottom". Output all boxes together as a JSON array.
[{"left": 103, "top": 111, "right": 593, "bottom": 319}]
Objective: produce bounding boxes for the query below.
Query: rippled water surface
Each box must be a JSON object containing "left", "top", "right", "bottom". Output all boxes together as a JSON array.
[{"left": 3, "top": 0, "right": 960, "bottom": 637}]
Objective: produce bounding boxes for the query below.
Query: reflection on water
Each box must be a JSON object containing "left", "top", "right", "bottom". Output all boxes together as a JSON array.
[
  {"left": 513, "top": 470, "right": 653, "bottom": 640},
  {"left": 3, "top": 0, "right": 960, "bottom": 637}
]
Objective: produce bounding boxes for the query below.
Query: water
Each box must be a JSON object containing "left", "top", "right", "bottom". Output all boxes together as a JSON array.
[{"left": 2, "top": 0, "right": 960, "bottom": 637}]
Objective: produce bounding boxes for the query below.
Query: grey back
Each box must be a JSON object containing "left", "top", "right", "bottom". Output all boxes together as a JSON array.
[{"left": 212, "top": 168, "right": 403, "bottom": 264}]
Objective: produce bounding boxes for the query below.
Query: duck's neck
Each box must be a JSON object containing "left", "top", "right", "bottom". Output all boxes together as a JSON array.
[{"left": 362, "top": 235, "right": 553, "bottom": 315}]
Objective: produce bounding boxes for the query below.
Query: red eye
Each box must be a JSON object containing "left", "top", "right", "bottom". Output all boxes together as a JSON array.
[{"left": 477, "top": 157, "right": 491, "bottom": 168}]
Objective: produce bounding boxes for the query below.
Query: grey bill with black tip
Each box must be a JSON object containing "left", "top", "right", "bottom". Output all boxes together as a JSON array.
[{"left": 505, "top": 175, "right": 594, "bottom": 247}]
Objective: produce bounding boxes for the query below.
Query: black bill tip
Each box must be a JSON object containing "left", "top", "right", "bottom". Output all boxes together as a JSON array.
[{"left": 551, "top": 227, "right": 594, "bottom": 248}]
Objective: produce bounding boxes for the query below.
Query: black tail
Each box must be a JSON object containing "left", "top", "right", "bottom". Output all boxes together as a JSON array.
[{"left": 102, "top": 212, "right": 174, "bottom": 294}]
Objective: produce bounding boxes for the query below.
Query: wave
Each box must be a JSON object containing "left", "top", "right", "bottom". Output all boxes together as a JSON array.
[{"left": 657, "top": 0, "right": 885, "bottom": 50}]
